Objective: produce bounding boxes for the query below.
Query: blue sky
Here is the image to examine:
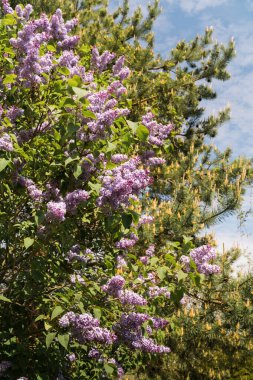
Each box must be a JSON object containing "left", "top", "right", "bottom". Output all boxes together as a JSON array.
[{"left": 114, "top": 0, "right": 253, "bottom": 266}]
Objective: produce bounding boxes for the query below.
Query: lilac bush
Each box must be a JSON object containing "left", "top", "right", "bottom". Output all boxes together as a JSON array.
[{"left": 0, "top": 1, "right": 221, "bottom": 379}]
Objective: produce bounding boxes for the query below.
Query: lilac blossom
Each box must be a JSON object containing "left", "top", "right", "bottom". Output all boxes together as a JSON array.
[
  {"left": 132, "top": 337, "right": 171, "bottom": 353},
  {"left": 147, "top": 157, "right": 166, "bottom": 166},
  {"left": 88, "top": 348, "right": 101, "bottom": 359},
  {"left": 2, "top": 0, "right": 13, "bottom": 14},
  {"left": 116, "top": 255, "right": 127, "bottom": 268},
  {"left": 113, "top": 56, "right": 131, "bottom": 80},
  {"left": 189, "top": 245, "right": 221, "bottom": 275},
  {"left": 111, "top": 154, "right": 128, "bottom": 164},
  {"left": 115, "top": 235, "right": 138, "bottom": 250},
  {"left": 6, "top": 106, "right": 24, "bottom": 122},
  {"left": 0, "top": 133, "right": 13, "bottom": 151},
  {"left": 102, "top": 276, "right": 147, "bottom": 306},
  {"left": 142, "top": 112, "right": 173, "bottom": 146},
  {"left": 114, "top": 313, "right": 170, "bottom": 354},
  {"left": 18, "top": 176, "right": 43, "bottom": 201},
  {"left": 146, "top": 244, "right": 155, "bottom": 257},
  {"left": 150, "top": 317, "right": 168, "bottom": 330},
  {"left": 65, "top": 189, "right": 90, "bottom": 212},
  {"left": 97, "top": 157, "right": 152, "bottom": 209},
  {"left": 101, "top": 275, "right": 125, "bottom": 297},
  {"left": 119, "top": 290, "right": 147, "bottom": 306},
  {"left": 148, "top": 286, "right": 171, "bottom": 299},
  {"left": 46, "top": 201, "right": 66, "bottom": 222},
  {"left": 66, "top": 353, "right": 76, "bottom": 362},
  {"left": 140, "top": 256, "right": 149, "bottom": 265},
  {"left": 138, "top": 215, "right": 154, "bottom": 226},
  {"left": 77, "top": 89, "right": 129, "bottom": 141},
  {"left": 9, "top": 9, "right": 80, "bottom": 86},
  {"left": 91, "top": 47, "right": 115, "bottom": 72},
  {"left": 59, "top": 312, "right": 116, "bottom": 345}
]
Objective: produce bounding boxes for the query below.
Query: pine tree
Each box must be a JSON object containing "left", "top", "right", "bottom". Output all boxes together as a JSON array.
[{"left": 140, "top": 248, "right": 253, "bottom": 379}]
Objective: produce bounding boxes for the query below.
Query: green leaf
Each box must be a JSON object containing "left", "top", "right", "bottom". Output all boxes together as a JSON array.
[
  {"left": 51, "top": 306, "right": 64, "bottom": 320},
  {"left": 0, "top": 158, "right": 9, "bottom": 172},
  {"left": 58, "top": 66, "right": 70, "bottom": 75},
  {"left": 177, "top": 270, "right": 188, "bottom": 281},
  {"left": 106, "top": 141, "right": 117, "bottom": 153},
  {"left": 3, "top": 74, "right": 17, "bottom": 85},
  {"left": 35, "top": 314, "right": 47, "bottom": 322},
  {"left": 88, "top": 182, "right": 101, "bottom": 195},
  {"left": 44, "top": 322, "right": 52, "bottom": 331},
  {"left": 65, "top": 157, "right": 79, "bottom": 167},
  {"left": 136, "top": 124, "right": 149, "bottom": 141},
  {"left": 104, "top": 363, "right": 114, "bottom": 375},
  {"left": 0, "top": 295, "right": 11, "bottom": 303},
  {"left": 93, "top": 307, "right": 101, "bottom": 320},
  {"left": 183, "top": 235, "right": 193, "bottom": 244},
  {"left": 24, "top": 237, "right": 34, "bottom": 249},
  {"left": 150, "top": 257, "right": 159, "bottom": 266},
  {"left": 72, "top": 87, "right": 89, "bottom": 99},
  {"left": 58, "top": 333, "right": 69, "bottom": 350},
  {"left": 62, "top": 97, "right": 76, "bottom": 107},
  {"left": 2, "top": 14, "right": 17, "bottom": 25},
  {"left": 157, "top": 266, "right": 168, "bottom": 280},
  {"left": 68, "top": 75, "right": 82, "bottom": 87},
  {"left": 122, "top": 213, "right": 133, "bottom": 229},
  {"left": 73, "top": 164, "right": 82, "bottom": 179},
  {"left": 127, "top": 120, "right": 138, "bottom": 133},
  {"left": 82, "top": 110, "right": 96, "bottom": 119},
  {"left": 46, "top": 332, "right": 57, "bottom": 348}
]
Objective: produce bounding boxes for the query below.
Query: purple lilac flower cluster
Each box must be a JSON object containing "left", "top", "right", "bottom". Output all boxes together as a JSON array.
[
  {"left": 111, "top": 154, "right": 128, "bottom": 164},
  {"left": 148, "top": 286, "right": 171, "bottom": 299},
  {"left": 6, "top": 106, "right": 24, "bottom": 123},
  {"left": 139, "top": 243, "right": 155, "bottom": 264},
  {"left": 113, "top": 313, "right": 170, "bottom": 354},
  {"left": 18, "top": 176, "right": 43, "bottom": 201},
  {"left": 108, "top": 358, "right": 125, "bottom": 379},
  {"left": 142, "top": 112, "right": 173, "bottom": 146},
  {"left": 46, "top": 201, "right": 66, "bottom": 222},
  {"left": 66, "top": 353, "right": 76, "bottom": 362},
  {"left": 77, "top": 88, "right": 129, "bottom": 141},
  {"left": 147, "top": 157, "right": 166, "bottom": 166},
  {"left": 65, "top": 189, "right": 90, "bottom": 212},
  {"left": 7, "top": 4, "right": 79, "bottom": 86},
  {"left": 97, "top": 157, "right": 152, "bottom": 209},
  {"left": 88, "top": 348, "right": 101, "bottom": 358},
  {"left": 180, "top": 245, "right": 220, "bottom": 275},
  {"left": 59, "top": 312, "right": 116, "bottom": 345},
  {"left": 102, "top": 275, "right": 147, "bottom": 306},
  {"left": 112, "top": 56, "right": 131, "bottom": 80},
  {"left": 115, "top": 233, "right": 139, "bottom": 250},
  {"left": 116, "top": 255, "right": 127, "bottom": 268},
  {"left": 57, "top": 50, "right": 93, "bottom": 82},
  {"left": 91, "top": 46, "right": 115, "bottom": 73},
  {"left": 138, "top": 215, "right": 154, "bottom": 226},
  {"left": 67, "top": 245, "right": 102, "bottom": 264},
  {"left": 0, "top": 133, "right": 13, "bottom": 151}
]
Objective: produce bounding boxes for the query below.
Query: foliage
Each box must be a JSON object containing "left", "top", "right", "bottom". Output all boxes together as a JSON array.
[
  {"left": 139, "top": 248, "right": 253, "bottom": 380},
  {"left": 0, "top": 3, "right": 224, "bottom": 379}
]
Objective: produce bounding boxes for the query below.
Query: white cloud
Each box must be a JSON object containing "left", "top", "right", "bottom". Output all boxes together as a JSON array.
[{"left": 166, "top": 0, "right": 228, "bottom": 13}]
